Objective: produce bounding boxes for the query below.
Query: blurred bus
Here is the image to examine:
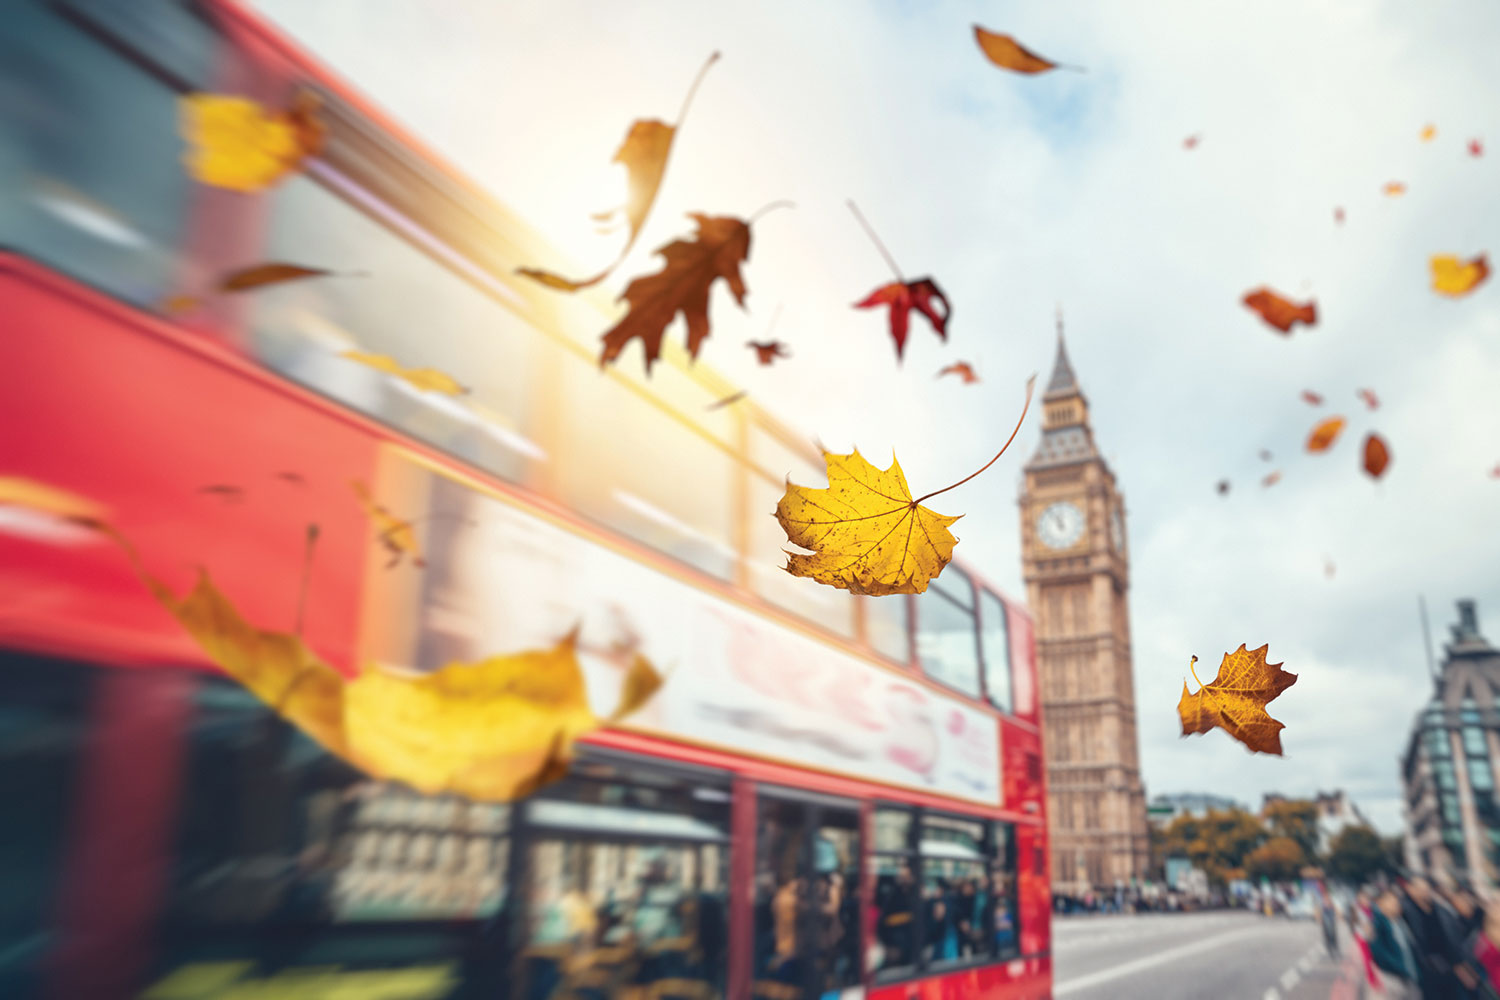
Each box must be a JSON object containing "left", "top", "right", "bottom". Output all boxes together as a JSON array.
[{"left": 0, "top": 1, "right": 1051, "bottom": 997}]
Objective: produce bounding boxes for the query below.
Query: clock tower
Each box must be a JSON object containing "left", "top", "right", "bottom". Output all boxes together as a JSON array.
[{"left": 1020, "top": 318, "right": 1149, "bottom": 898}]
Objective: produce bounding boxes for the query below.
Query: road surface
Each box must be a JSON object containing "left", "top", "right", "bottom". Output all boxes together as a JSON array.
[{"left": 1052, "top": 911, "right": 1364, "bottom": 1000}]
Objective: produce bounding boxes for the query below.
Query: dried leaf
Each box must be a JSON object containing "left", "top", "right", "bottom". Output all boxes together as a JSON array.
[
  {"left": 937, "top": 362, "right": 979, "bottom": 384},
  {"left": 1216, "top": 480, "right": 1230, "bottom": 496},
  {"left": 1490, "top": 464, "right": 1500, "bottom": 479},
  {"left": 1178, "top": 644, "right": 1298, "bottom": 755},
  {"left": 1383, "top": 181, "right": 1407, "bottom": 197},
  {"left": 1183, "top": 134, "right": 1201, "bottom": 150},
  {"left": 277, "top": 471, "right": 306, "bottom": 486},
  {"left": 1306, "top": 416, "right": 1347, "bottom": 452},
  {"left": 0, "top": 477, "right": 107, "bottom": 522},
  {"left": 1259, "top": 450, "right": 1273, "bottom": 462},
  {"left": 775, "top": 376, "right": 1034, "bottom": 595},
  {"left": 159, "top": 295, "right": 201, "bottom": 315},
  {"left": 1420, "top": 124, "right": 1437, "bottom": 142},
  {"left": 1363, "top": 433, "right": 1390, "bottom": 479},
  {"left": 341, "top": 351, "right": 468, "bottom": 396},
  {"left": 1357, "top": 388, "right": 1380, "bottom": 410},
  {"left": 1334, "top": 206, "right": 1346, "bottom": 225},
  {"left": 855, "top": 278, "right": 951, "bottom": 360},
  {"left": 707, "top": 390, "right": 748, "bottom": 411},
  {"left": 198, "top": 484, "right": 244, "bottom": 503},
  {"left": 610, "top": 653, "right": 665, "bottom": 722},
  {"left": 351, "top": 480, "right": 425, "bottom": 569},
  {"left": 1301, "top": 390, "right": 1324, "bottom": 406},
  {"left": 1431, "top": 253, "right": 1490, "bottom": 297},
  {"left": 179, "top": 92, "right": 323, "bottom": 193},
  {"left": 1243, "top": 288, "right": 1317, "bottom": 333},
  {"left": 219, "top": 262, "right": 344, "bottom": 292},
  {"left": 599, "top": 214, "right": 751, "bottom": 374},
  {"left": 746, "top": 340, "right": 791, "bottom": 365},
  {"left": 1470, "top": 139, "right": 1484, "bottom": 157},
  {"left": 1262, "top": 470, "right": 1282, "bottom": 488},
  {"left": 1324, "top": 557, "right": 1336, "bottom": 579},
  {"left": 519, "top": 53, "right": 718, "bottom": 292},
  {"left": 973, "top": 26, "right": 1066, "bottom": 74}
]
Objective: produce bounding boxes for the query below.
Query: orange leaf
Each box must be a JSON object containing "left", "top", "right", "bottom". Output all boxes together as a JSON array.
[
  {"left": 1301, "top": 390, "right": 1324, "bottom": 406},
  {"left": 1306, "top": 416, "right": 1347, "bottom": 452},
  {"left": 1357, "top": 388, "right": 1380, "bottom": 410},
  {"left": 599, "top": 213, "right": 751, "bottom": 374},
  {"left": 1243, "top": 288, "right": 1317, "bottom": 333},
  {"left": 937, "top": 361, "right": 979, "bottom": 384},
  {"left": 973, "top": 26, "right": 1067, "bottom": 74},
  {"left": 1363, "top": 433, "right": 1390, "bottom": 479},
  {"left": 220, "top": 262, "right": 339, "bottom": 292},
  {"left": 1420, "top": 124, "right": 1437, "bottom": 142},
  {"left": 1262, "top": 470, "right": 1282, "bottom": 488},
  {"left": 341, "top": 351, "right": 468, "bottom": 397},
  {"left": 1383, "top": 181, "right": 1407, "bottom": 197},
  {"left": 179, "top": 91, "right": 324, "bottom": 193},
  {"left": 518, "top": 53, "right": 718, "bottom": 292},
  {"left": 1178, "top": 645, "right": 1298, "bottom": 755},
  {"left": 746, "top": 340, "right": 790, "bottom": 365},
  {"left": 1430, "top": 253, "right": 1490, "bottom": 297}
]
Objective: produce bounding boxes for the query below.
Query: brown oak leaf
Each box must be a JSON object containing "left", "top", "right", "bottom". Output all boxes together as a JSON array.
[{"left": 1179, "top": 644, "right": 1298, "bottom": 755}]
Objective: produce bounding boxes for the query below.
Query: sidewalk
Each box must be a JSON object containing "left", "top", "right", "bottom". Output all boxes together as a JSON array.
[{"left": 1266, "top": 923, "right": 1369, "bottom": 1000}]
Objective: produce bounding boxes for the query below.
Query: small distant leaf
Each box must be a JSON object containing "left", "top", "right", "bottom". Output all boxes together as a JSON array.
[
  {"left": 1301, "top": 390, "right": 1324, "bottom": 406},
  {"left": 1470, "top": 139, "right": 1484, "bottom": 158},
  {"left": 1431, "top": 253, "right": 1490, "bottom": 297},
  {"left": 276, "top": 471, "right": 306, "bottom": 486},
  {"left": 1216, "top": 480, "right": 1230, "bottom": 496},
  {"left": 746, "top": 340, "right": 791, "bottom": 365},
  {"left": 220, "top": 262, "right": 339, "bottom": 292},
  {"left": 1183, "top": 134, "right": 1201, "bottom": 150},
  {"left": 937, "top": 362, "right": 979, "bottom": 384},
  {"left": 351, "top": 480, "right": 425, "bottom": 569},
  {"left": 179, "top": 92, "right": 323, "bottom": 193},
  {"left": 1178, "top": 644, "right": 1298, "bottom": 755},
  {"left": 1383, "top": 181, "right": 1407, "bottom": 197},
  {"left": 855, "top": 278, "right": 951, "bottom": 360},
  {"left": 341, "top": 351, "right": 468, "bottom": 397},
  {"left": 1363, "top": 433, "right": 1390, "bottom": 479},
  {"left": 600, "top": 214, "right": 751, "bottom": 374},
  {"left": 1262, "top": 470, "right": 1282, "bottom": 488},
  {"left": 707, "top": 390, "right": 748, "bottom": 411},
  {"left": 1258, "top": 449, "right": 1273, "bottom": 462},
  {"left": 1243, "top": 287, "right": 1317, "bottom": 334},
  {"left": 159, "top": 295, "right": 201, "bottom": 315},
  {"left": 1306, "top": 416, "right": 1347, "bottom": 452},
  {"left": 1490, "top": 463, "right": 1500, "bottom": 479},
  {"left": 1420, "top": 124, "right": 1437, "bottom": 142},
  {"left": 1324, "top": 558, "right": 1336, "bottom": 579},
  {"left": 1334, "top": 206, "right": 1346, "bottom": 225},
  {"left": 973, "top": 26, "right": 1068, "bottom": 74},
  {"left": 1357, "top": 388, "right": 1380, "bottom": 410},
  {"left": 198, "top": 484, "right": 244, "bottom": 503}
]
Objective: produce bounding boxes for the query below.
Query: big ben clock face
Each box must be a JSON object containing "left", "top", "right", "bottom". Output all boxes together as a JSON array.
[{"left": 1037, "top": 501, "right": 1085, "bottom": 550}]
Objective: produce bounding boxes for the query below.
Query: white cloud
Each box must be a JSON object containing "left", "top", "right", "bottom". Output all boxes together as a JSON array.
[{"left": 252, "top": 0, "right": 1500, "bottom": 833}]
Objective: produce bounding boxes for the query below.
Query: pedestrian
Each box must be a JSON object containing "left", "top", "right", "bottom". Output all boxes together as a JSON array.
[
  {"left": 1319, "top": 883, "right": 1342, "bottom": 959},
  {"left": 1400, "top": 875, "right": 1471, "bottom": 999},
  {"left": 1471, "top": 900, "right": 1500, "bottom": 999},
  {"left": 1370, "top": 888, "right": 1419, "bottom": 998},
  {"left": 1349, "top": 888, "right": 1382, "bottom": 992}
]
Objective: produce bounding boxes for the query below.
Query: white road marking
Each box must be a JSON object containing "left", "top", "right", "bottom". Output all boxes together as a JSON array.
[
  {"left": 1280, "top": 967, "right": 1300, "bottom": 991},
  {"left": 1298, "top": 953, "right": 1314, "bottom": 971},
  {"left": 1263, "top": 990, "right": 1281, "bottom": 1000},
  {"left": 1053, "top": 927, "right": 1264, "bottom": 996}
]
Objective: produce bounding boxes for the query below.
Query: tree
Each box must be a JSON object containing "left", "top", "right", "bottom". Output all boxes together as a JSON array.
[
  {"left": 1246, "top": 835, "right": 1307, "bottom": 882},
  {"left": 1263, "top": 799, "right": 1321, "bottom": 860},
  {"left": 1158, "top": 807, "right": 1266, "bottom": 887},
  {"left": 1327, "top": 825, "right": 1395, "bottom": 884}
]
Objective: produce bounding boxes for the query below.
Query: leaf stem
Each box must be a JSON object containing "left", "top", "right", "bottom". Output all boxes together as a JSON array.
[
  {"left": 846, "top": 199, "right": 904, "bottom": 281},
  {"left": 749, "top": 200, "right": 796, "bottom": 224},
  {"left": 914, "top": 373, "right": 1037, "bottom": 504},
  {"left": 295, "top": 523, "right": 320, "bottom": 639},
  {"left": 1188, "top": 655, "right": 1203, "bottom": 689},
  {"left": 675, "top": 51, "right": 721, "bottom": 128},
  {"left": 765, "top": 303, "right": 783, "bottom": 340}
]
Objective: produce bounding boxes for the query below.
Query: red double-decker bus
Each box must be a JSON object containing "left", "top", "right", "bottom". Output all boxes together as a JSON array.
[{"left": 0, "top": 1, "right": 1051, "bottom": 997}]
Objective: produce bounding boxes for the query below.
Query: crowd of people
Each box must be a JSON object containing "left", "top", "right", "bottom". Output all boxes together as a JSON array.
[{"left": 1343, "top": 874, "right": 1500, "bottom": 999}]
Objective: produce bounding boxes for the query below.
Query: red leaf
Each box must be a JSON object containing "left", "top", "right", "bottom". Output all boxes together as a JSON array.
[
  {"left": 1334, "top": 207, "right": 1345, "bottom": 225},
  {"left": 1363, "top": 433, "right": 1390, "bottom": 479},
  {"left": 1183, "top": 134, "right": 1201, "bottom": 150},
  {"left": 1262, "top": 471, "right": 1282, "bottom": 488},
  {"left": 1357, "top": 388, "right": 1380, "bottom": 411},
  {"left": 854, "top": 277, "right": 950, "bottom": 361},
  {"left": 1243, "top": 288, "right": 1317, "bottom": 333},
  {"left": 746, "top": 340, "right": 790, "bottom": 365},
  {"left": 1301, "top": 390, "right": 1324, "bottom": 406},
  {"left": 1470, "top": 139, "right": 1485, "bottom": 158},
  {"left": 937, "top": 361, "right": 979, "bottom": 384}
]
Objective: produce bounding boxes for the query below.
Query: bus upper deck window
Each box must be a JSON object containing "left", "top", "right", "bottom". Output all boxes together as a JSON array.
[
  {"left": 914, "top": 569, "right": 981, "bottom": 698},
  {"left": 978, "top": 589, "right": 1013, "bottom": 713}
]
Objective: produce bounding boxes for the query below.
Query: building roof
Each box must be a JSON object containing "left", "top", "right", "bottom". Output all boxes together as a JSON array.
[{"left": 1044, "top": 324, "right": 1081, "bottom": 400}]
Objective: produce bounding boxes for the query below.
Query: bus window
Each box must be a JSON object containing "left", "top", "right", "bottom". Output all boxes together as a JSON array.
[
  {"left": 518, "top": 765, "right": 729, "bottom": 1000},
  {"left": 249, "top": 175, "right": 543, "bottom": 485},
  {"left": 864, "top": 595, "right": 911, "bottom": 665},
  {"left": 978, "top": 589, "right": 1013, "bottom": 714},
  {"left": 990, "top": 823, "right": 1021, "bottom": 959},
  {"left": 919, "top": 815, "right": 988, "bottom": 964},
  {"left": 914, "top": 569, "right": 981, "bottom": 697},
  {"left": 0, "top": 0, "right": 199, "bottom": 307},
  {"left": 870, "top": 807, "right": 917, "bottom": 976}
]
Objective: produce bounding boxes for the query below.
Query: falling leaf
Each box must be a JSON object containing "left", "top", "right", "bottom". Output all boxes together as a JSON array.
[
  {"left": 937, "top": 362, "right": 979, "bottom": 384},
  {"left": 1301, "top": 390, "right": 1324, "bottom": 406},
  {"left": 1306, "top": 416, "right": 1347, "bottom": 452},
  {"left": 599, "top": 213, "right": 752, "bottom": 374},
  {"left": 1363, "top": 433, "right": 1390, "bottom": 479},
  {"left": 746, "top": 340, "right": 791, "bottom": 365},
  {"left": 1490, "top": 464, "right": 1500, "bottom": 479},
  {"left": 159, "top": 294, "right": 201, "bottom": 315},
  {"left": 1357, "top": 388, "right": 1380, "bottom": 410},
  {"left": 1216, "top": 480, "right": 1230, "bottom": 496},
  {"left": 341, "top": 351, "right": 468, "bottom": 396},
  {"left": 706, "top": 390, "right": 748, "bottom": 411},
  {"left": 220, "top": 262, "right": 340, "bottom": 291},
  {"left": 1243, "top": 288, "right": 1317, "bottom": 334},
  {"left": 179, "top": 92, "right": 323, "bottom": 193},
  {"left": 518, "top": 52, "right": 719, "bottom": 292},
  {"left": 1258, "top": 449, "right": 1273, "bottom": 462},
  {"left": 351, "top": 481, "right": 425, "bottom": 569},
  {"left": 973, "top": 26, "right": 1069, "bottom": 74},
  {"left": 1183, "top": 134, "right": 1201, "bottom": 150},
  {"left": 1262, "top": 470, "right": 1282, "bottom": 488},
  {"left": 1334, "top": 206, "right": 1345, "bottom": 225},
  {"left": 856, "top": 279, "right": 951, "bottom": 361},
  {"left": 1383, "top": 181, "right": 1407, "bottom": 197},
  {"left": 276, "top": 471, "right": 306, "bottom": 486},
  {"left": 1420, "top": 124, "right": 1437, "bottom": 142},
  {"left": 1178, "top": 644, "right": 1298, "bottom": 755},
  {"left": 199, "top": 484, "right": 245, "bottom": 503},
  {"left": 1469, "top": 139, "right": 1484, "bottom": 157},
  {"left": 1324, "top": 558, "right": 1336, "bottom": 579},
  {"left": 1430, "top": 253, "right": 1490, "bottom": 297},
  {"left": 775, "top": 376, "right": 1034, "bottom": 595}
]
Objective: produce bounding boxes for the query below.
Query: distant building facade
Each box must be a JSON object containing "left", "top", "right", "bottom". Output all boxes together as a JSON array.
[
  {"left": 1401, "top": 600, "right": 1500, "bottom": 888},
  {"left": 1020, "top": 322, "right": 1149, "bottom": 896}
]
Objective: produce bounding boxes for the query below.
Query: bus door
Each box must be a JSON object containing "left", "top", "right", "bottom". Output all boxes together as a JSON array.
[{"left": 752, "top": 789, "right": 863, "bottom": 1000}]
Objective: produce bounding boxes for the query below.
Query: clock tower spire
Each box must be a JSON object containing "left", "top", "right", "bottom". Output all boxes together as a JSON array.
[{"left": 1020, "top": 312, "right": 1149, "bottom": 899}]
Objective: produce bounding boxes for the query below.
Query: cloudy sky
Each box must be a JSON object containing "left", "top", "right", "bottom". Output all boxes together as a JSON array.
[{"left": 253, "top": 0, "right": 1500, "bottom": 832}]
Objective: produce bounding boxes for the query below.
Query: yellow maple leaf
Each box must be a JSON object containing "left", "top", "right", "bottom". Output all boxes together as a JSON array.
[
  {"left": 341, "top": 351, "right": 468, "bottom": 397},
  {"left": 775, "top": 376, "right": 1036, "bottom": 596},
  {"left": 179, "top": 93, "right": 322, "bottom": 193},
  {"left": 1420, "top": 123, "right": 1437, "bottom": 142},
  {"left": 1431, "top": 253, "right": 1490, "bottom": 297},
  {"left": 1178, "top": 644, "right": 1298, "bottom": 755}
]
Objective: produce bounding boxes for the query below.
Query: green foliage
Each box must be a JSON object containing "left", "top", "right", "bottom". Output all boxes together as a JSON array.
[
  {"left": 1327, "top": 825, "right": 1394, "bottom": 884},
  {"left": 1246, "top": 836, "right": 1308, "bottom": 881}
]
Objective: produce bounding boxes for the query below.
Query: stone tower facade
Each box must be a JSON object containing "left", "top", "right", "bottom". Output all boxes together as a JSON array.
[{"left": 1019, "top": 322, "right": 1149, "bottom": 897}]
